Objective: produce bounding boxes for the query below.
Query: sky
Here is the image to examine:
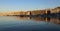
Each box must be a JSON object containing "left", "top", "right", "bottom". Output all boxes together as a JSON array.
[{"left": 0, "top": 0, "right": 60, "bottom": 12}]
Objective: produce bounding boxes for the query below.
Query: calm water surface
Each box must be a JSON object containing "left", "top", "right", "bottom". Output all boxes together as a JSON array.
[{"left": 0, "top": 16, "right": 60, "bottom": 31}]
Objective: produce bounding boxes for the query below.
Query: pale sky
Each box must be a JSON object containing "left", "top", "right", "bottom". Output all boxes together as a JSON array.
[{"left": 0, "top": 0, "right": 60, "bottom": 12}]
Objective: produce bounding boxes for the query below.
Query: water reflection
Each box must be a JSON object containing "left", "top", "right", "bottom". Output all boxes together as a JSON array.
[
  {"left": 0, "top": 16, "right": 60, "bottom": 31},
  {"left": 17, "top": 17, "right": 30, "bottom": 20},
  {"left": 32, "top": 17, "right": 60, "bottom": 25},
  {"left": 18, "top": 17, "right": 60, "bottom": 25}
]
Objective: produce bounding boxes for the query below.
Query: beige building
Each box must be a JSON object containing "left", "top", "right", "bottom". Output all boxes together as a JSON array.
[
  {"left": 25, "top": 11, "right": 31, "bottom": 15},
  {"left": 31, "top": 10, "right": 46, "bottom": 15},
  {"left": 31, "top": 7, "right": 60, "bottom": 15},
  {"left": 50, "top": 7, "right": 60, "bottom": 13}
]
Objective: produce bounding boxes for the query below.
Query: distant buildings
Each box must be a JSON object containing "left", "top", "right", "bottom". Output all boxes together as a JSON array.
[
  {"left": 0, "top": 7, "right": 60, "bottom": 16},
  {"left": 31, "top": 7, "right": 60, "bottom": 15}
]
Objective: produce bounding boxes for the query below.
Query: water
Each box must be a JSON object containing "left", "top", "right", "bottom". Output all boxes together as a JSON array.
[{"left": 0, "top": 16, "right": 60, "bottom": 31}]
